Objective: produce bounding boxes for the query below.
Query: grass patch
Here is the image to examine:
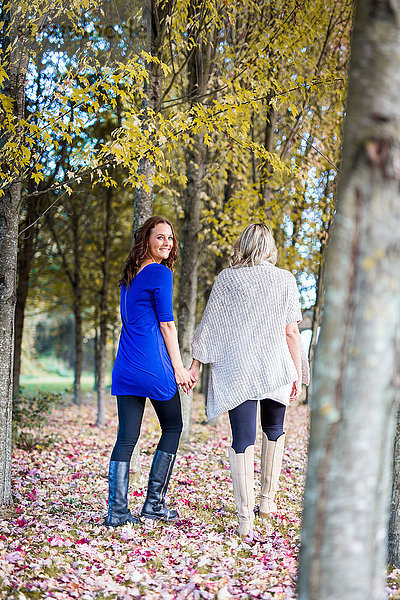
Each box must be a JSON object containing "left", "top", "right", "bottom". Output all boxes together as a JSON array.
[{"left": 20, "top": 373, "right": 98, "bottom": 393}]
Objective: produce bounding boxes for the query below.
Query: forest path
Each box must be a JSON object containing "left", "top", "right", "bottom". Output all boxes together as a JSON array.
[{"left": 2, "top": 395, "right": 310, "bottom": 599}]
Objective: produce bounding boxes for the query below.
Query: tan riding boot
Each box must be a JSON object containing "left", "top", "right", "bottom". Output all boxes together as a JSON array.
[
  {"left": 259, "top": 432, "right": 285, "bottom": 518},
  {"left": 228, "top": 445, "right": 255, "bottom": 537}
]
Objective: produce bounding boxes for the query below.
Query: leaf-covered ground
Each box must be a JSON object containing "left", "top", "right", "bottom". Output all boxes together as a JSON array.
[{"left": 1, "top": 394, "right": 399, "bottom": 599}]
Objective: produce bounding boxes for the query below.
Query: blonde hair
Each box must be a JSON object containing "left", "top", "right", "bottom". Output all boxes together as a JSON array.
[{"left": 231, "top": 223, "right": 277, "bottom": 268}]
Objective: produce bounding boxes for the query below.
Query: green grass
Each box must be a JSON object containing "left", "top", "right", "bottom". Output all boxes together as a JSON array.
[
  {"left": 20, "top": 354, "right": 111, "bottom": 393},
  {"left": 20, "top": 373, "right": 99, "bottom": 394}
]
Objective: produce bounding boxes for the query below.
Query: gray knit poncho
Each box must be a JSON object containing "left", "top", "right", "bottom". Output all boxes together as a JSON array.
[{"left": 191, "top": 263, "right": 308, "bottom": 419}]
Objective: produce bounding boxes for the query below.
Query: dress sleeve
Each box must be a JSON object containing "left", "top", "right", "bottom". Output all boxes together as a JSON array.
[
  {"left": 153, "top": 267, "right": 174, "bottom": 322},
  {"left": 286, "top": 274, "right": 303, "bottom": 324}
]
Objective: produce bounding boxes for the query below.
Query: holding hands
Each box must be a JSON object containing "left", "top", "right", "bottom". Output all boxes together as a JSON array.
[{"left": 175, "top": 359, "right": 201, "bottom": 394}]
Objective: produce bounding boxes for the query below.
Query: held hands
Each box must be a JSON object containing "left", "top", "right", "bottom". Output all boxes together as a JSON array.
[
  {"left": 175, "top": 359, "right": 201, "bottom": 395},
  {"left": 174, "top": 366, "right": 197, "bottom": 395}
]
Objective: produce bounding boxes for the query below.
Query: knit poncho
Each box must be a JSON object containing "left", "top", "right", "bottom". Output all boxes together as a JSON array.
[{"left": 191, "top": 263, "right": 308, "bottom": 419}]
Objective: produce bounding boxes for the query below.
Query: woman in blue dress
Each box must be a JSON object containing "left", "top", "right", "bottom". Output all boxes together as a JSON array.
[{"left": 106, "top": 216, "right": 194, "bottom": 527}]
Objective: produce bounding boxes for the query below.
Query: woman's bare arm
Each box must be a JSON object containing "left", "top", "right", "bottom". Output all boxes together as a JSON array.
[
  {"left": 189, "top": 359, "right": 201, "bottom": 388},
  {"left": 286, "top": 321, "right": 302, "bottom": 399},
  {"left": 159, "top": 321, "right": 195, "bottom": 393}
]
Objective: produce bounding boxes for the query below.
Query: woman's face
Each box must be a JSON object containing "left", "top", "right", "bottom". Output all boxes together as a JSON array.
[{"left": 147, "top": 223, "right": 174, "bottom": 262}]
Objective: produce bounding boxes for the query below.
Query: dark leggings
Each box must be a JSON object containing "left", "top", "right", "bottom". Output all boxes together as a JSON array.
[
  {"left": 110, "top": 390, "right": 183, "bottom": 462},
  {"left": 229, "top": 399, "right": 286, "bottom": 453}
]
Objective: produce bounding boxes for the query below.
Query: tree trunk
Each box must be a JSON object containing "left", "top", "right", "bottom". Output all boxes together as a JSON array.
[
  {"left": 305, "top": 262, "right": 324, "bottom": 406},
  {"left": 72, "top": 298, "right": 83, "bottom": 405},
  {"left": 96, "top": 187, "right": 112, "bottom": 426},
  {"left": 13, "top": 53, "right": 51, "bottom": 399},
  {"left": 130, "top": 0, "right": 173, "bottom": 469},
  {"left": 250, "top": 110, "right": 257, "bottom": 186},
  {"left": 71, "top": 212, "right": 82, "bottom": 406},
  {"left": 389, "top": 402, "right": 400, "bottom": 567},
  {"left": 200, "top": 169, "right": 237, "bottom": 426},
  {"left": 13, "top": 199, "right": 38, "bottom": 398},
  {"left": 306, "top": 241, "right": 327, "bottom": 405},
  {"left": 178, "top": 134, "right": 205, "bottom": 444},
  {"left": 0, "top": 180, "right": 20, "bottom": 508},
  {"left": 0, "top": 183, "right": 20, "bottom": 509},
  {"left": 45, "top": 205, "right": 83, "bottom": 405},
  {"left": 259, "top": 104, "right": 276, "bottom": 215},
  {"left": 178, "top": 138, "right": 209, "bottom": 434},
  {"left": 93, "top": 321, "right": 99, "bottom": 392},
  {"left": 132, "top": 0, "right": 173, "bottom": 232},
  {"left": 298, "top": 2, "right": 400, "bottom": 599},
  {"left": 0, "top": 5, "right": 28, "bottom": 506},
  {"left": 178, "top": 1, "right": 214, "bottom": 445}
]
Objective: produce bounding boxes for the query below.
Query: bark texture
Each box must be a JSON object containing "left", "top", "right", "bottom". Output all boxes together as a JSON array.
[
  {"left": 130, "top": 0, "right": 173, "bottom": 470},
  {"left": 13, "top": 196, "right": 38, "bottom": 397},
  {"left": 389, "top": 400, "right": 400, "bottom": 566},
  {"left": 132, "top": 0, "right": 173, "bottom": 231},
  {"left": 306, "top": 244, "right": 326, "bottom": 398},
  {"left": 0, "top": 7, "right": 28, "bottom": 506},
  {"left": 259, "top": 105, "right": 276, "bottom": 214},
  {"left": 178, "top": 134, "right": 205, "bottom": 442},
  {"left": 178, "top": 0, "right": 214, "bottom": 444},
  {"left": 298, "top": 2, "right": 400, "bottom": 599},
  {"left": 71, "top": 212, "right": 83, "bottom": 406},
  {"left": 46, "top": 206, "right": 83, "bottom": 406},
  {"left": 0, "top": 183, "right": 19, "bottom": 507},
  {"left": 96, "top": 187, "right": 112, "bottom": 426},
  {"left": 13, "top": 57, "right": 64, "bottom": 398}
]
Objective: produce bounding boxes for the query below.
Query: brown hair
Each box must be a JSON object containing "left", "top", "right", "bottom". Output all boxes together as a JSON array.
[
  {"left": 119, "top": 216, "right": 178, "bottom": 287},
  {"left": 231, "top": 223, "right": 277, "bottom": 268}
]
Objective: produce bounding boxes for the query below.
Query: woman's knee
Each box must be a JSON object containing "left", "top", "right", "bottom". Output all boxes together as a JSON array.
[
  {"left": 229, "top": 400, "right": 257, "bottom": 453},
  {"left": 260, "top": 398, "right": 286, "bottom": 441},
  {"left": 110, "top": 436, "right": 139, "bottom": 462},
  {"left": 161, "top": 419, "right": 183, "bottom": 436},
  {"left": 261, "top": 423, "right": 284, "bottom": 442},
  {"left": 231, "top": 438, "right": 255, "bottom": 453}
]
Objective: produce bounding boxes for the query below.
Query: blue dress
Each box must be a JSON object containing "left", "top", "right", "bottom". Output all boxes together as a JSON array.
[{"left": 111, "top": 263, "right": 178, "bottom": 400}]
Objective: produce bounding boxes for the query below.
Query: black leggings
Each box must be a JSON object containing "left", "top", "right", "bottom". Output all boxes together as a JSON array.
[
  {"left": 229, "top": 399, "right": 286, "bottom": 453},
  {"left": 110, "top": 391, "right": 183, "bottom": 462}
]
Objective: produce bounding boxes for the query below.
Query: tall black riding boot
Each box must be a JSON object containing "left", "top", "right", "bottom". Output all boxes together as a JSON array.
[
  {"left": 141, "top": 450, "right": 179, "bottom": 521},
  {"left": 105, "top": 461, "right": 140, "bottom": 527}
]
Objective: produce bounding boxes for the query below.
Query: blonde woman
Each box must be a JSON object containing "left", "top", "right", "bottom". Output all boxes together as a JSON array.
[{"left": 189, "top": 223, "right": 308, "bottom": 537}]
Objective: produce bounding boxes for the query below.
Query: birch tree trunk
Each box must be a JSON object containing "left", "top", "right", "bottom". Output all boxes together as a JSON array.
[
  {"left": 298, "top": 1, "right": 400, "bottom": 598},
  {"left": 0, "top": 6, "right": 28, "bottom": 506}
]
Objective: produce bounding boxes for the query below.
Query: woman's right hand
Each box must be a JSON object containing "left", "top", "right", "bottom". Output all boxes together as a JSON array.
[
  {"left": 189, "top": 359, "right": 201, "bottom": 388},
  {"left": 174, "top": 366, "right": 196, "bottom": 395}
]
